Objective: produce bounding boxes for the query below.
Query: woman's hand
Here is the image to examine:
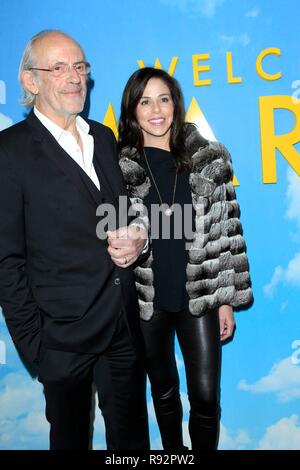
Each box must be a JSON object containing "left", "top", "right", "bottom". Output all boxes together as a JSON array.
[
  {"left": 107, "top": 225, "right": 147, "bottom": 268},
  {"left": 218, "top": 305, "right": 235, "bottom": 341}
]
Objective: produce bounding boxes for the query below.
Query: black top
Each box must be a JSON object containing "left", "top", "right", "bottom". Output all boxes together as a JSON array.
[{"left": 140, "top": 147, "right": 195, "bottom": 312}]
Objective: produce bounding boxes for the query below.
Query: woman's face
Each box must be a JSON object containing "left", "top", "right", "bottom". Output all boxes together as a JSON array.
[{"left": 135, "top": 77, "right": 174, "bottom": 148}]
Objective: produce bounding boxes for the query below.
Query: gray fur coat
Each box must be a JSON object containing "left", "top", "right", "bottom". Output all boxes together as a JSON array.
[{"left": 119, "top": 124, "right": 253, "bottom": 320}]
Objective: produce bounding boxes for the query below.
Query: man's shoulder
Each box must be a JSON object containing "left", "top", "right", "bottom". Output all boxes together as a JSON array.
[
  {"left": 0, "top": 120, "right": 33, "bottom": 167},
  {"left": 87, "top": 119, "right": 115, "bottom": 140},
  {"left": 0, "top": 118, "right": 29, "bottom": 144}
]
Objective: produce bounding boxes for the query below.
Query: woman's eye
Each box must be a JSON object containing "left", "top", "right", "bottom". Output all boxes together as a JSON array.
[
  {"left": 140, "top": 100, "right": 149, "bottom": 106},
  {"left": 161, "top": 97, "right": 170, "bottom": 103}
]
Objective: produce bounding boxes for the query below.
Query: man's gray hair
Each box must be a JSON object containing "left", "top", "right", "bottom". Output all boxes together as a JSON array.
[{"left": 18, "top": 29, "right": 84, "bottom": 107}]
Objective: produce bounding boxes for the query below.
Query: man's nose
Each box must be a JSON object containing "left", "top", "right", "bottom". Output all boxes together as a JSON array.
[{"left": 68, "top": 65, "right": 81, "bottom": 82}]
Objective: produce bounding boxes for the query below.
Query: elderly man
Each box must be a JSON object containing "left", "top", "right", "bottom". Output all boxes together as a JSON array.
[{"left": 0, "top": 30, "right": 149, "bottom": 450}]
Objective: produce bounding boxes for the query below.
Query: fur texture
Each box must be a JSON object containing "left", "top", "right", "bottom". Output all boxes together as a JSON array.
[{"left": 119, "top": 124, "right": 253, "bottom": 320}]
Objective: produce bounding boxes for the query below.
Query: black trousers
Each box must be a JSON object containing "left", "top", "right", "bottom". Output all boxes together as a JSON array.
[
  {"left": 140, "top": 308, "right": 221, "bottom": 451},
  {"left": 38, "top": 312, "right": 150, "bottom": 450}
]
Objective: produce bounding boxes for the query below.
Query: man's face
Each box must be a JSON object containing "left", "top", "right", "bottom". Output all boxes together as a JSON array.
[{"left": 32, "top": 33, "right": 87, "bottom": 125}]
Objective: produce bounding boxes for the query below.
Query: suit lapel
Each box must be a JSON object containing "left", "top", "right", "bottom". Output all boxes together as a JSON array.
[
  {"left": 93, "top": 150, "right": 117, "bottom": 204},
  {"left": 26, "top": 111, "right": 126, "bottom": 210},
  {"left": 26, "top": 111, "right": 104, "bottom": 207},
  {"left": 92, "top": 129, "right": 127, "bottom": 203}
]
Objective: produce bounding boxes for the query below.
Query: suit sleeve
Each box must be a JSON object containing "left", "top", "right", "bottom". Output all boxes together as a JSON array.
[
  {"left": 0, "top": 143, "right": 41, "bottom": 363},
  {"left": 216, "top": 142, "right": 253, "bottom": 308}
]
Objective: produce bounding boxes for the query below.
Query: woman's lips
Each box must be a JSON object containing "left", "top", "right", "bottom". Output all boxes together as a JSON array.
[{"left": 148, "top": 118, "right": 165, "bottom": 125}]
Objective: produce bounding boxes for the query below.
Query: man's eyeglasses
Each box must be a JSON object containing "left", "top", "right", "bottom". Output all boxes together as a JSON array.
[{"left": 28, "top": 61, "right": 91, "bottom": 78}]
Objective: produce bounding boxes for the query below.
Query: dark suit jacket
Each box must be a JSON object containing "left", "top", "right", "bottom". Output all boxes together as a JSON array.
[{"left": 0, "top": 111, "right": 143, "bottom": 364}]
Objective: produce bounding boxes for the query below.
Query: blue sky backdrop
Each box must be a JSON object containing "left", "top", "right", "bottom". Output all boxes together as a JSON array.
[{"left": 0, "top": 0, "right": 300, "bottom": 449}]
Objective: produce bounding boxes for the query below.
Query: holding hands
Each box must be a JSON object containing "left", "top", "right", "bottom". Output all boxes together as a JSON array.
[{"left": 107, "top": 225, "right": 147, "bottom": 268}]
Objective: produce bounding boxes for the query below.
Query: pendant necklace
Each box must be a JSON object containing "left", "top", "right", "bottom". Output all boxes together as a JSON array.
[{"left": 143, "top": 148, "right": 177, "bottom": 216}]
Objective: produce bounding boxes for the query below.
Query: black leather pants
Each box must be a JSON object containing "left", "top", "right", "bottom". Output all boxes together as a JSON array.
[{"left": 140, "top": 308, "right": 221, "bottom": 451}]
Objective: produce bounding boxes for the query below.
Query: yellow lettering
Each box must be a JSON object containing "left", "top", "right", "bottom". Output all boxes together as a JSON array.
[
  {"left": 259, "top": 95, "right": 300, "bottom": 183},
  {"left": 226, "top": 52, "right": 242, "bottom": 84},
  {"left": 192, "top": 54, "right": 211, "bottom": 86},
  {"left": 256, "top": 47, "right": 282, "bottom": 81}
]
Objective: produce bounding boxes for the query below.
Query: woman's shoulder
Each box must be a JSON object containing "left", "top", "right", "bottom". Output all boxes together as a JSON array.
[
  {"left": 184, "top": 122, "right": 233, "bottom": 185},
  {"left": 183, "top": 122, "right": 209, "bottom": 154}
]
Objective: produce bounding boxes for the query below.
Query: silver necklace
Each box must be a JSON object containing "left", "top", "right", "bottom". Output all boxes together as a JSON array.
[{"left": 143, "top": 148, "right": 178, "bottom": 216}]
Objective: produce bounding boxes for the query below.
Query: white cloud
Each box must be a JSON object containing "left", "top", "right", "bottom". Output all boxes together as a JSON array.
[
  {"left": 257, "top": 415, "right": 300, "bottom": 450},
  {"left": 151, "top": 435, "right": 163, "bottom": 450},
  {"left": 246, "top": 7, "right": 260, "bottom": 18},
  {"left": 264, "top": 169, "right": 300, "bottom": 294},
  {"left": 0, "top": 372, "right": 49, "bottom": 449},
  {"left": 0, "top": 371, "right": 108, "bottom": 449},
  {"left": 91, "top": 406, "right": 106, "bottom": 450},
  {"left": 0, "top": 112, "right": 13, "bottom": 131},
  {"left": 0, "top": 372, "right": 44, "bottom": 419},
  {"left": 175, "top": 353, "right": 184, "bottom": 370},
  {"left": 264, "top": 252, "right": 300, "bottom": 297},
  {"left": 220, "top": 33, "right": 250, "bottom": 47},
  {"left": 147, "top": 396, "right": 157, "bottom": 423},
  {"left": 285, "top": 252, "right": 300, "bottom": 285},
  {"left": 200, "top": 0, "right": 224, "bottom": 18},
  {"left": 238, "top": 356, "right": 300, "bottom": 403},
  {"left": 182, "top": 420, "right": 191, "bottom": 448},
  {"left": 183, "top": 421, "right": 252, "bottom": 450},
  {"left": 160, "top": 0, "right": 224, "bottom": 18},
  {"left": 263, "top": 266, "right": 283, "bottom": 298},
  {"left": 184, "top": 420, "right": 252, "bottom": 450},
  {"left": 0, "top": 414, "right": 49, "bottom": 450},
  {"left": 145, "top": 395, "right": 253, "bottom": 450},
  {"left": 19, "top": 411, "right": 49, "bottom": 435},
  {"left": 219, "top": 422, "right": 252, "bottom": 450},
  {"left": 180, "top": 391, "right": 190, "bottom": 414}
]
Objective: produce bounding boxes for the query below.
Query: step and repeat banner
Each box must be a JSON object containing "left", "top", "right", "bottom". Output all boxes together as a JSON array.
[{"left": 0, "top": 0, "right": 300, "bottom": 450}]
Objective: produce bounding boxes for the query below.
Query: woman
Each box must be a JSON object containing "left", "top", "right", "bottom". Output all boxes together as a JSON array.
[{"left": 117, "top": 67, "right": 253, "bottom": 450}]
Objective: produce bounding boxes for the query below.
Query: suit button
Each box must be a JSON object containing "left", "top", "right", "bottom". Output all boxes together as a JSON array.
[{"left": 114, "top": 278, "right": 121, "bottom": 285}]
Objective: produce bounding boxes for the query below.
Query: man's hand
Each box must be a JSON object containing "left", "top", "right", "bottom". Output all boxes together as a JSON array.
[
  {"left": 219, "top": 305, "right": 235, "bottom": 341},
  {"left": 107, "top": 225, "right": 147, "bottom": 268}
]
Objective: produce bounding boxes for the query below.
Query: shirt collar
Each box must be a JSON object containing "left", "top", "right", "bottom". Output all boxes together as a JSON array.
[{"left": 34, "top": 107, "right": 90, "bottom": 139}]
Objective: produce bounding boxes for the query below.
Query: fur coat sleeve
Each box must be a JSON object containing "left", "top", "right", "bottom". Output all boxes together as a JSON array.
[{"left": 186, "top": 128, "right": 253, "bottom": 315}]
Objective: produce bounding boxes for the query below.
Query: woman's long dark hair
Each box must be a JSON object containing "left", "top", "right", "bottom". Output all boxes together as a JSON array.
[{"left": 118, "top": 67, "right": 191, "bottom": 171}]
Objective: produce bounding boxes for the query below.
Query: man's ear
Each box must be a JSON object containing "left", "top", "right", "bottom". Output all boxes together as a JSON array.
[{"left": 21, "top": 70, "right": 39, "bottom": 96}]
